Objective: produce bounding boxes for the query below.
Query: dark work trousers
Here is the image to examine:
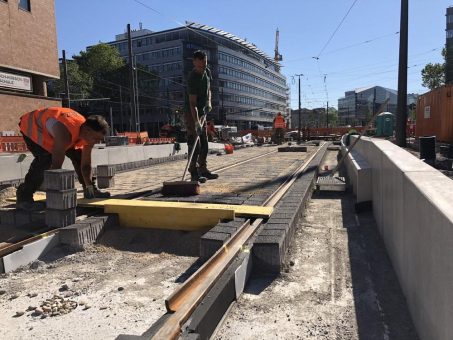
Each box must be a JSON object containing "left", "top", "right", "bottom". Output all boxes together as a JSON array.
[
  {"left": 17, "top": 135, "right": 85, "bottom": 202},
  {"left": 184, "top": 112, "right": 208, "bottom": 173}
]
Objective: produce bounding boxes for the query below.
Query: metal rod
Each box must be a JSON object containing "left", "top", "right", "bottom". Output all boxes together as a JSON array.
[{"left": 62, "top": 50, "right": 70, "bottom": 108}]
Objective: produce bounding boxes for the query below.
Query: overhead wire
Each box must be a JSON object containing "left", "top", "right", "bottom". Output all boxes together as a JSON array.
[{"left": 315, "top": 0, "right": 360, "bottom": 59}]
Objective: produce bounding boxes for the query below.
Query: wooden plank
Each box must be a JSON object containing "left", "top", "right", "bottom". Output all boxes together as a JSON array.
[{"left": 8, "top": 196, "right": 273, "bottom": 219}]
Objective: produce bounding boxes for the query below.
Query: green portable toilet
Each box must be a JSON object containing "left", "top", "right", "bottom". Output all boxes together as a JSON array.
[{"left": 376, "top": 112, "right": 395, "bottom": 137}]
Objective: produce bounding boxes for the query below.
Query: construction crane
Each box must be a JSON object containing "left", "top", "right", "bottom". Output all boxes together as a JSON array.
[{"left": 274, "top": 28, "right": 283, "bottom": 62}]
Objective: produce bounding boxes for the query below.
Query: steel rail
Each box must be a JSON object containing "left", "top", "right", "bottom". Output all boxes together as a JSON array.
[{"left": 152, "top": 143, "right": 325, "bottom": 339}]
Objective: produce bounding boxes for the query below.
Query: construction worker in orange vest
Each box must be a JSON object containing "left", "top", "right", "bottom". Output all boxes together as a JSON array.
[
  {"left": 273, "top": 112, "right": 286, "bottom": 144},
  {"left": 16, "top": 107, "right": 111, "bottom": 210}
]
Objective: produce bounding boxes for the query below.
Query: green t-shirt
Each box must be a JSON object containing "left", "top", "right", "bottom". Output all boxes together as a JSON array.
[{"left": 184, "top": 67, "right": 211, "bottom": 115}]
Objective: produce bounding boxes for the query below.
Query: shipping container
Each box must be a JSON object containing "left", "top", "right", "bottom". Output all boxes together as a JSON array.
[{"left": 416, "top": 84, "right": 453, "bottom": 143}]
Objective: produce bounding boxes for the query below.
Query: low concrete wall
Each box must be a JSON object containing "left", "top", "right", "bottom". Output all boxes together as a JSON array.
[
  {"left": 346, "top": 136, "right": 453, "bottom": 340},
  {"left": 0, "top": 142, "right": 225, "bottom": 185},
  {"left": 343, "top": 148, "right": 372, "bottom": 203}
]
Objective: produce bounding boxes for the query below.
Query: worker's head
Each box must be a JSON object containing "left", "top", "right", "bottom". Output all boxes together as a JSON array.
[
  {"left": 277, "top": 112, "right": 282, "bottom": 116},
  {"left": 193, "top": 50, "right": 207, "bottom": 74},
  {"left": 79, "top": 115, "right": 109, "bottom": 145}
]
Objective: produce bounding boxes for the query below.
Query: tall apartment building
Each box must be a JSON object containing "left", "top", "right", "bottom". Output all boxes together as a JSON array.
[
  {"left": 106, "top": 22, "right": 288, "bottom": 132},
  {"left": 0, "top": 0, "right": 60, "bottom": 133}
]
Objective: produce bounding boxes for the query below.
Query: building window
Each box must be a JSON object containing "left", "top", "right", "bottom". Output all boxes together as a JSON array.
[{"left": 19, "top": 0, "right": 31, "bottom": 11}]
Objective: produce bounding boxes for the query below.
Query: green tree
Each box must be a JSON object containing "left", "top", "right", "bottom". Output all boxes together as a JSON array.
[
  {"left": 74, "top": 43, "right": 125, "bottom": 76},
  {"left": 47, "top": 61, "right": 92, "bottom": 99},
  {"left": 421, "top": 63, "right": 445, "bottom": 90},
  {"left": 421, "top": 48, "right": 446, "bottom": 90},
  {"left": 327, "top": 107, "right": 338, "bottom": 127}
]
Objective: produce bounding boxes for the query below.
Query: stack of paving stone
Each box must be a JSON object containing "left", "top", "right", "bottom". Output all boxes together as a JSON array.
[
  {"left": 96, "top": 165, "right": 115, "bottom": 189},
  {"left": 44, "top": 169, "right": 76, "bottom": 228}
]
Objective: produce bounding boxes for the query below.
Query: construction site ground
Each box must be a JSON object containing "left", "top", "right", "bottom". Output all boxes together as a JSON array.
[
  {"left": 0, "top": 145, "right": 418, "bottom": 339},
  {"left": 214, "top": 150, "right": 418, "bottom": 340}
]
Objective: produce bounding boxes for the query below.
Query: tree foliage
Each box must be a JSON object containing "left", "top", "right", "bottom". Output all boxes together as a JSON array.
[
  {"left": 421, "top": 48, "right": 446, "bottom": 90},
  {"left": 421, "top": 63, "right": 445, "bottom": 90}
]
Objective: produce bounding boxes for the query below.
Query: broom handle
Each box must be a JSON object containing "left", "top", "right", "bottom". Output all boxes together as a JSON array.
[
  {"left": 182, "top": 114, "right": 207, "bottom": 181},
  {"left": 330, "top": 98, "right": 389, "bottom": 177}
]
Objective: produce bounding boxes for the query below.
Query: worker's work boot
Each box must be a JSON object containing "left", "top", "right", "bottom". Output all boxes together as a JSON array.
[
  {"left": 16, "top": 184, "right": 45, "bottom": 211},
  {"left": 190, "top": 170, "right": 207, "bottom": 183},
  {"left": 199, "top": 169, "right": 219, "bottom": 180}
]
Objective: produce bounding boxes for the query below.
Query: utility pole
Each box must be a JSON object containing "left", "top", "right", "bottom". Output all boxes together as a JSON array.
[
  {"left": 294, "top": 74, "right": 303, "bottom": 143},
  {"left": 119, "top": 85, "right": 124, "bottom": 132},
  {"left": 396, "top": 0, "right": 408, "bottom": 147},
  {"left": 221, "top": 87, "right": 225, "bottom": 125},
  {"left": 134, "top": 56, "right": 140, "bottom": 132},
  {"left": 109, "top": 106, "right": 114, "bottom": 136},
  {"left": 127, "top": 24, "right": 137, "bottom": 132},
  {"left": 62, "top": 50, "right": 70, "bottom": 108},
  {"left": 326, "top": 101, "right": 329, "bottom": 128}
]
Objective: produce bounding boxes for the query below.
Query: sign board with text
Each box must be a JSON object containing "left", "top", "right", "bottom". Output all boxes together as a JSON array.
[{"left": 0, "top": 71, "right": 32, "bottom": 92}]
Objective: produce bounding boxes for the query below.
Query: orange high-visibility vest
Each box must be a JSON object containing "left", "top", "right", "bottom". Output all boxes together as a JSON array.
[
  {"left": 274, "top": 114, "right": 286, "bottom": 129},
  {"left": 19, "top": 107, "right": 87, "bottom": 152}
]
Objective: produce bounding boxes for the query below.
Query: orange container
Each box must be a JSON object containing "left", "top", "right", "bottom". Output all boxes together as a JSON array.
[
  {"left": 224, "top": 144, "right": 234, "bottom": 154},
  {"left": 416, "top": 85, "right": 453, "bottom": 143}
]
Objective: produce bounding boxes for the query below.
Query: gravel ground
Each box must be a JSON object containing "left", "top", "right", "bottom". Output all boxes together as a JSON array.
[
  {"left": 0, "top": 228, "right": 202, "bottom": 340},
  {"left": 214, "top": 151, "right": 418, "bottom": 340},
  {"left": 0, "top": 145, "right": 313, "bottom": 339}
]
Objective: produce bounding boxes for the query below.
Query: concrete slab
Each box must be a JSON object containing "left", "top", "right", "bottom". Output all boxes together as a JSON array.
[{"left": 1, "top": 233, "right": 59, "bottom": 273}]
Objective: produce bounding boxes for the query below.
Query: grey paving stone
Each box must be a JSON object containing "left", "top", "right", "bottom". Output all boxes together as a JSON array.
[
  {"left": 45, "top": 208, "right": 76, "bottom": 228},
  {"left": 0, "top": 208, "right": 16, "bottom": 226},
  {"left": 97, "top": 177, "right": 115, "bottom": 189},
  {"left": 253, "top": 234, "right": 285, "bottom": 274},
  {"left": 43, "top": 169, "right": 75, "bottom": 190},
  {"left": 200, "top": 231, "right": 230, "bottom": 260},
  {"left": 46, "top": 189, "right": 77, "bottom": 210},
  {"left": 15, "top": 210, "right": 31, "bottom": 226},
  {"left": 59, "top": 216, "right": 112, "bottom": 248},
  {"left": 97, "top": 165, "right": 116, "bottom": 177}
]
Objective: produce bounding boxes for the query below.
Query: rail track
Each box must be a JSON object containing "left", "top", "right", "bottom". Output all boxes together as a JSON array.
[{"left": 140, "top": 144, "right": 326, "bottom": 339}]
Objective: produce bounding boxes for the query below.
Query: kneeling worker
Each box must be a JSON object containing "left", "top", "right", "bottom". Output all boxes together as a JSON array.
[{"left": 16, "top": 107, "right": 111, "bottom": 210}]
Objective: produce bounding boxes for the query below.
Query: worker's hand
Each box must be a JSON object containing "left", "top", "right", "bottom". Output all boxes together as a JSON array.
[
  {"left": 205, "top": 102, "right": 212, "bottom": 113},
  {"left": 84, "top": 185, "right": 96, "bottom": 199},
  {"left": 195, "top": 120, "right": 203, "bottom": 136}
]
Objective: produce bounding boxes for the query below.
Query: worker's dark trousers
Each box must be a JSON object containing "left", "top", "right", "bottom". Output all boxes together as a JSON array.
[
  {"left": 184, "top": 112, "right": 209, "bottom": 174},
  {"left": 16, "top": 135, "right": 85, "bottom": 202},
  {"left": 187, "top": 127, "right": 209, "bottom": 173}
]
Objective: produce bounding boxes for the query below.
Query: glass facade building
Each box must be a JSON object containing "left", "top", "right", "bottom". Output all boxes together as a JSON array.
[{"left": 106, "top": 22, "right": 288, "bottom": 132}]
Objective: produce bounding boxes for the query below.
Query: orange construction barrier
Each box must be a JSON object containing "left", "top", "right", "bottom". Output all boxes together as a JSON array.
[{"left": 0, "top": 136, "right": 28, "bottom": 153}]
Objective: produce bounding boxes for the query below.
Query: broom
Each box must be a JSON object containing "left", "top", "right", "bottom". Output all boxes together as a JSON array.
[{"left": 162, "top": 115, "right": 207, "bottom": 196}]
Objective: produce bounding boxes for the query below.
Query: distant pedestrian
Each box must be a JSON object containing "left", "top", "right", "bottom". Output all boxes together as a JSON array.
[{"left": 183, "top": 50, "right": 219, "bottom": 181}]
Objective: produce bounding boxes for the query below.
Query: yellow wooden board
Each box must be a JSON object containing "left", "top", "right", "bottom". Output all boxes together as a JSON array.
[{"left": 12, "top": 195, "right": 272, "bottom": 231}]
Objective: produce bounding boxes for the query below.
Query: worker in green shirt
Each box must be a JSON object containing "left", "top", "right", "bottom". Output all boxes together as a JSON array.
[{"left": 183, "top": 50, "right": 219, "bottom": 181}]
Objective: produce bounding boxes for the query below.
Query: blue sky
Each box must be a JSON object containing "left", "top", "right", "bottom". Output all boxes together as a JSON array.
[{"left": 55, "top": 0, "right": 450, "bottom": 109}]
